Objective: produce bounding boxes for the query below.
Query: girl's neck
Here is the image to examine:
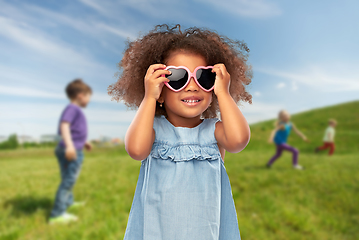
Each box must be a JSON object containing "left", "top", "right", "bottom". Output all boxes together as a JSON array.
[{"left": 166, "top": 114, "right": 203, "bottom": 128}]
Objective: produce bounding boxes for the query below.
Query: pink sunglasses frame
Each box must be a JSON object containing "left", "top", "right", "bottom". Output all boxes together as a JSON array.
[{"left": 163, "top": 66, "right": 215, "bottom": 92}]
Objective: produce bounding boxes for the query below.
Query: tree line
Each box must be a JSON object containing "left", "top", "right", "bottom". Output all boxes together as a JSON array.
[{"left": 0, "top": 134, "right": 57, "bottom": 150}]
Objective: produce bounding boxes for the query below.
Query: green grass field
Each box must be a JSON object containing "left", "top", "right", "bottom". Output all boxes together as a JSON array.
[{"left": 1, "top": 101, "right": 358, "bottom": 240}]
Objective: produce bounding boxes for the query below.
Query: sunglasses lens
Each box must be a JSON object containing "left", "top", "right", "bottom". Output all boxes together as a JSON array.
[
  {"left": 165, "top": 68, "right": 189, "bottom": 90},
  {"left": 196, "top": 68, "right": 216, "bottom": 90}
]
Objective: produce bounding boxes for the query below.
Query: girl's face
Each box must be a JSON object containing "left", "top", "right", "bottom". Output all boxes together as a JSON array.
[
  {"left": 160, "top": 52, "right": 212, "bottom": 126},
  {"left": 280, "top": 112, "right": 291, "bottom": 122}
]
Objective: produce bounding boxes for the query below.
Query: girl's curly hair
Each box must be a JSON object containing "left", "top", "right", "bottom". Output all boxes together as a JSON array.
[{"left": 108, "top": 24, "right": 252, "bottom": 118}]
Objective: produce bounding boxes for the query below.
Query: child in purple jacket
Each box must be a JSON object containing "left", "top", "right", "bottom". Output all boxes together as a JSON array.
[{"left": 49, "top": 79, "right": 92, "bottom": 224}]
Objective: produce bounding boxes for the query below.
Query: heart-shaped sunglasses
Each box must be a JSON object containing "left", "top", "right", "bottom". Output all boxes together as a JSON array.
[{"left": 163, "top": 66, "right": 216, "bottom": 92}]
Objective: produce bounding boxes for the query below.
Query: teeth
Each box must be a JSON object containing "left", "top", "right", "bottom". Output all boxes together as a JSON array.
[{"left": 183, "top": 99, "right": 200, "bottom": 103}]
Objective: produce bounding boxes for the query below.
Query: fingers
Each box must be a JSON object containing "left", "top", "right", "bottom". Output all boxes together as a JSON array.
[
  {"left": 69, "top": 153, "right": 76, "bottom": 160},
  {"left": 145, "top": 64, "right": 166, "bottom": 80},
  {"left": 146, "top": 64, "right": 166, "bottom": 75},
  {"left": 157, "top": 76, "right": 170, "bottom": 84},
  {"left": 212, "top": 64, "right": 231, "bottom": 96},
  {"left": 66, "top": 153, "right": 75, "bottom": 161},
  {"left": 144, "top": 64, "right": 170, "bottom": 89},
  {"left": 212, "top": 63, "right": 230, "bottom": 79},
  {"left": 212, "top": 65, "right": 223, "bottom": 78},
  {"left": 65, "top": 149, "right": 77, "bottom": 161},
  {"left": 144, "top": 64, "right": 171, "bottom": 100},
  {"left": 145, "top": 69, "right": 170, "bottom": 95},
  {"left": 149, "top": 69, "right": 171, "bottom": 82}
]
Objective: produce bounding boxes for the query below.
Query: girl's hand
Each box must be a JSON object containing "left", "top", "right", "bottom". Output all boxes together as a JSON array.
[
  {"left": 212, "top": 63, "right": 231, "bottom": 96},
  {"left": 144, "top": 64, "right": 170, "bottom": 100}
]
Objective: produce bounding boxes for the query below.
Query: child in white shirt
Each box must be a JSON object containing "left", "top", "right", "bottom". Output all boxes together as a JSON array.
[{"left": 315, "top": 119, "right": 337, "bottom": 155}]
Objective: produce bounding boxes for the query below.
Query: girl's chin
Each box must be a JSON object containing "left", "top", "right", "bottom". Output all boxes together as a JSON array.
[
  {"left": 165, "top": 103, "right": 210, "bottom": 119},
  {"left": 177, "top": 110, "right": 208, "bottom": 119}
]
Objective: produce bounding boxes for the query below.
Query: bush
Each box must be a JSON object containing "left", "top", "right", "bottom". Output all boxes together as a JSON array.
[{"left": 0, "top": 134, "right": 19, "bottom": 150}]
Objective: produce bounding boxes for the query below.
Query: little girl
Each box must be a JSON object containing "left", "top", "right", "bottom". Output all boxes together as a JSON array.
[
  {"left": 267, "top": 110, "right": 308, "bottom": 170},
  {"left": 109, "top": 24, "right": 252, "bottom": 240}
]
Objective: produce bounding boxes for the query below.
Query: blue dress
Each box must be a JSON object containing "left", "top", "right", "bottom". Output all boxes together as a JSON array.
[{"left": 124, "top": 116, "right": 241, "bottom": 240}]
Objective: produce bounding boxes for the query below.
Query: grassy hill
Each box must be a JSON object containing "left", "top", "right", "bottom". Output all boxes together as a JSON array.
[
  {"left": 0, "top": 101, "right": 358, "bottom": 240},
  {"left": 246, "top": 100, "right": 359, "bottom": 154}
]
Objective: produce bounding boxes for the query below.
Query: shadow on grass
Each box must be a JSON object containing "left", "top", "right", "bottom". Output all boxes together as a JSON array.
[
  {"left": 243, "top": 165, "right": 270, "bottom": 171},
  {"left": 242, "top": 164, "right": 297, "bottom": 171},
  {"left": 4, "top": 196, "right": 52, "bottom": 218}
]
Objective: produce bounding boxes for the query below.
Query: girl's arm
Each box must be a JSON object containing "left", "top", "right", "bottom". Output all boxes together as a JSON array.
[
  {"left": 60, "top": 122, "right": 76, "bottom": 160},
  {"left": 268, "top": 122, "right": 283, "bottom": 143},
  {"left": 213, "top": 64, "right": 250, "bottom": 153},
  {"left": 292, "top": 123, "right": 308, "bottom": 141},
  {"left": 125, "top": 64, "right": 170, "bottom": 160},
  {"left": 268, "top": 127, "right": 279, "bottom": 143}
]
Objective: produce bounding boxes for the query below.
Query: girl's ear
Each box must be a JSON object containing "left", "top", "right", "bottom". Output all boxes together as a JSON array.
[{"left": 157, "top": 98, "right": 164, "bottom": 108}]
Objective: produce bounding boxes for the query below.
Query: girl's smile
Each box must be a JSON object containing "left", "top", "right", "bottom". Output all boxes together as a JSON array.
[{"left": 181, "top": 95, "right": 203, "bottom": 106}]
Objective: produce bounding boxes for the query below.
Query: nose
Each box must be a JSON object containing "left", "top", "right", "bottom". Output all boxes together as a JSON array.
[{"left": 184, "top": 78, "right": 199, "bottom": 92}]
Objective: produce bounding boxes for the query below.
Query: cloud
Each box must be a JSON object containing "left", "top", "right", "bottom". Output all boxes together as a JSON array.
[
  {"left": 240, "top": 100, "right": 284, "bottom": 123},
  {"left": 0, "top": 84, "right": 113, "bottom": 103},
  {"left": 0, "top": 16, "right": 104, "bottom": 71},
  {"left": 276, "top": 82, "right": 286, "bottom": 89},
  {"left": 257, "top": 66, "right": 359, "bottom": 92},
  {"left": 0, "top": 3, "right": 125, "bottom": 102},
  {"left": 0, "top": 2, "right": 130, "bottom": 76},
  {"left": 85, "top": 108, "right": 136, "bottom": 123},
  {"left": 0, "top": 85, "right": 64, "bottom": 99},
  {"left": 78, "top": 0, "right": 108, "bottom": 15},
  {"left": 292, "top": 81, "right": 298, "bottom": 91},
  {"left": 25, "top": 4, "right": 137, "bottom": 40},
  {"left": 0, "top": 103, "right": 134, "bottom": 123},
  {"left": 96, "top": 23, "right": 136, "bottom": 40},
  {"left": 79, "top": 0, "right": 203, "bottom": 25},
  {"left": 0, "top": 64, "right": 62, "bottom": 90},
  {"left": 253, "top": 91, "right": 262, "bottom": 96},
  {"left": 196, "top": 0, "right": 281, "bottom": 18}
]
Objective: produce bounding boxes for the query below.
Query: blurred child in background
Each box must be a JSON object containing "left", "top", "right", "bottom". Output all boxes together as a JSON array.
[
  {"left": 267, "top": 110, "right": 308, "bottom": 170},
  {"left": 49, "top": 79, "right": 92, "bottom": 224},
  {"left": 315, "top": 119, "right": 337, "bottom": 155}
]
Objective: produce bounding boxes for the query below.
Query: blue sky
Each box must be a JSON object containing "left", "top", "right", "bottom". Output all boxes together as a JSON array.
[{"left": 0, "top": 0, "right": 358, "bottom": 140}]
